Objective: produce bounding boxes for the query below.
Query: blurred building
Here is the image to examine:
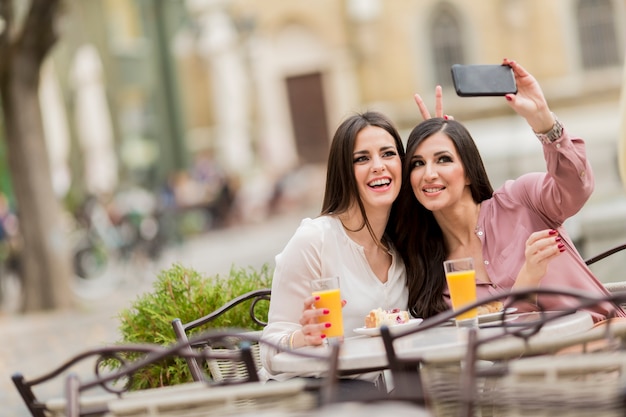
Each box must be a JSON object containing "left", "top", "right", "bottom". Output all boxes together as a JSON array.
[{"left": 38, "top": 0, "right": 626, "bottom": 269}]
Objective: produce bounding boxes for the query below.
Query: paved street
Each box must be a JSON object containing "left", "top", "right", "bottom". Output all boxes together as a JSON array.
[{"left": 0, "top": 206, "right": 315, "bottom": 417}]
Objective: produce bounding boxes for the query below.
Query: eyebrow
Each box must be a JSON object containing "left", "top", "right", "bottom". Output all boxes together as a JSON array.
[
  {"left": 411, "top": 151, "right": 452, "bottom": 162},
  {"left": 353, "top": 145, "right": 396, "bottom": 156},
  {"left": 411, "top": 150, "right": 452, "bottom": 160}
]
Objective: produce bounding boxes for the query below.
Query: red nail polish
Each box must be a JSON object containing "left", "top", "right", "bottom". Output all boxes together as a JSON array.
[
  {"left": 325, "top": 322, "right": 332, "bottom": 328},
  {"left": 559, "top": 247, "right": 566, "bottom": 253},
  {"left": 505, "top": 95, "right": 512, "bottom": 101},
  {"left": 320, "top": 334, "right": 327, "bottom": 339},
  {"left": 549, "top": 230, "right": 557, "bottom": 235},
  {"left": 443, "top": 115, "right": 449, "bottom": 120},
  {"left": 555, "top": 237, "right": 562, "bottom": 242},
  {"left": 558, "top": 243, "right": 565, "bottom": 249},
  {"left": 315, "top": 296, "right": 320, "bottom": 301},
  {"left": 323, "top": 309, "right": 330, "bottom": 315}
]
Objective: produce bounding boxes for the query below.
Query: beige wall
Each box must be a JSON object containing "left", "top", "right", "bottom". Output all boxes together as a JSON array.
[
  {"left": 176, "top": 0, "right": 626, "bottom": 229},
  {"left": 220, "top": 0, "right": 625, "bottom": 129}
]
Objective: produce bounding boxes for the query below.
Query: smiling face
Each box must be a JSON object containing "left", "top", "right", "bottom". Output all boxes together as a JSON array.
[
  {"left": 352, "top": 125, "right": 402, "bottom": 212},
  {"left": 408, "top": 131, "right": 471, "bottom": 212}
]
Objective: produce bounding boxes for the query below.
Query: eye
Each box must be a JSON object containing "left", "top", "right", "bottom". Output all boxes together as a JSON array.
[
  {"left": 411, "top": 159, "right": 424, "bottom": 168},
  {"left": 354, "top": 155, "right": 369, "bottom": 164},
  {"left": 437, "top": 155, "right": 453, "bottom": 163},
  {"left": 382, "top": 150, "right": 397, "bottom": 158}
]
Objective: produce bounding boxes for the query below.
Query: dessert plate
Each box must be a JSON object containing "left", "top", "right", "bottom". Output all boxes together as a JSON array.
[
  {"left": 478, "top": 308, "right": 518, "bottom": 323},
  {"left": 353, "top": 318, "right": 423, "bottom": 337},
  {"left": 444, "top": 308, "right": 519, "bottom": 325}
]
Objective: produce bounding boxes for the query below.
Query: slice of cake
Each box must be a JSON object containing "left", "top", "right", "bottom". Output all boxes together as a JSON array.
[
  {"left": 365, "top": 308, "right": 411, "bottom": 328},
  {"left": 477, "top": 301, "right": 504, "bottom": 316}
]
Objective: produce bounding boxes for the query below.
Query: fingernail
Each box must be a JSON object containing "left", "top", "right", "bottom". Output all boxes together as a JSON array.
[
  {"left": 549, "top": 230, "right": 558, "bottom": 235},
  {"left": 323, "top": 309, "right": 330, "bottom": 315},
  {"left": 505, "top": 95, "right": 512, "bottom": 101},
  {"left": 325, "top": 322, "right": 332, "bottom": 328},
  {"left": 558, "top": 243, "right": 565, "bottom": 249},
  {"left": 320, "top": 334, "right": 327, "bottom": 339},
  {"left": 555, "top": 237, "right": 562, "bottom": 242},
  {"left": 443, "top": 115, "right": 449, "bottom": 120},
  {"left": 559, "top": 247, "right": 566, "bottom": 253},
  {"left": 315, "top": 296, "right": 320, "bottom": 301}
]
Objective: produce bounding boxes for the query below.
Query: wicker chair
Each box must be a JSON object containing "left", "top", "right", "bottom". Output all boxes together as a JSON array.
[
  {"left": 12, "top": 328, "right": 340, "bottom": 417},
  {"left": 171, "top": 288, "right": 271, "bottom": 383},
  {"left": 417, "top": 290, "right": 626, "bottom": 417}
]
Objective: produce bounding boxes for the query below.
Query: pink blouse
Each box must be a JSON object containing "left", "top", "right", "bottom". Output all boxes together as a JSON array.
[{"left": 446, "top": 128, "right": 625, "bottom": 322}]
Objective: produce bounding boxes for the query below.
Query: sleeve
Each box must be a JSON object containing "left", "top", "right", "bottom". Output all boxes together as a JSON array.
[
  {"left": 260, "top": 220, "right": 324, "bottom": 377},
  {"left": 504, "top": 128, "right": 594, "bottom": 228}
]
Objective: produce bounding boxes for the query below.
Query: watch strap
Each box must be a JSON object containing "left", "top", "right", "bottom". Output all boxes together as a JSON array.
[{"left": 534, "top": 113, "right": 563, "bottom": 145}]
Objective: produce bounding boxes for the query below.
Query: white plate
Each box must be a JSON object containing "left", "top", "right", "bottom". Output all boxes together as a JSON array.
[
  {"left": 478, "top": 307, "right": 518, "bottom": 323},
  {"left": 353, "top": 318, "right": 424, "bottom": 337}
]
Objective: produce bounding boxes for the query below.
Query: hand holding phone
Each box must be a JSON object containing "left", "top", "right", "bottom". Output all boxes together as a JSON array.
[{"left": 451, "top": 64, "right": 517, "bottom": 97}]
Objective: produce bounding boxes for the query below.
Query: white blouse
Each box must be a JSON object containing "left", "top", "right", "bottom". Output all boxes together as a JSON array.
[{"left": 260, "top": 215, "right": 407, "bottom": 381}]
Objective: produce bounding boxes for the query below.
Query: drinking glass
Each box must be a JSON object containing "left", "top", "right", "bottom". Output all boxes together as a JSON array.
[
  {"left": 310, "top": 276, "right": 344, "bottom": 341},
  {"left": 443, "top": 257, "right": 478, "bottom": 329}
]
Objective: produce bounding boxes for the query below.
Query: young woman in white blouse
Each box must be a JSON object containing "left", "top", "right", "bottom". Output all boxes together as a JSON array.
[{"left": 260, "top": 111, "right": 406, "bottom": 396}]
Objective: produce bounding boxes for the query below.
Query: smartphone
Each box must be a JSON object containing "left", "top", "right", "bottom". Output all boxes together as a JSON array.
[{"left": 450, "top": 64, "right": 517, "bottom": 97}]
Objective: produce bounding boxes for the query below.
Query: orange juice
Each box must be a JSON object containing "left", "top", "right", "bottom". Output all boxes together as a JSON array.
[
  {"left": 312, "top": 288, "right": 344, "bottom": 338},
  {"left": 445, "top": 270, "right": 477, "bottom": 320}
]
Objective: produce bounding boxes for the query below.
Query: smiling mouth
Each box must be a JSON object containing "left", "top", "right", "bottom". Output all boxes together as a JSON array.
[
  {"left": 423, "top": 187, "right": 445, "bottom": 193},
  {"left": 369, "top": 178, "right": 391, "bottom": 188}
]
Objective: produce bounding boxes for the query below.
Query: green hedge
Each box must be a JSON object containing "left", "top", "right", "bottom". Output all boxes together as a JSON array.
[{"left": 108, "top": 262, "right": 273, "bottom": 389}]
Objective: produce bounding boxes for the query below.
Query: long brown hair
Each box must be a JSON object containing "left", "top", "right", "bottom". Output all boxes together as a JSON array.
[
  {"left": 321, "top": 111, "right": 405, "bottom": 248},
  {"left": 392, "top": 118, "right": 493, "bottom": 318}
]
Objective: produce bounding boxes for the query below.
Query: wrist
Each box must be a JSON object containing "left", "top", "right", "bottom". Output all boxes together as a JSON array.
[
  {"left": 288, "top": 330, "right": 302, "bottom": 349},
  {"left": 529, "top": 110, "right": 556, "bottom": 133},
  {"left": 280, "top": 330, "right": 299, "bottom": 350},
  {"left": 533, "top": 112, "right": 563, "bottom": 145}
]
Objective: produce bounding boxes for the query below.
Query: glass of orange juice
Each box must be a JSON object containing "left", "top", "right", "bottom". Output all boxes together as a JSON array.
[
  {"left": 443, "top": 257, "right": 478, "bottom": 329},
  {"left": 311, "top": 276, "right": 344, "bottom": 341}
]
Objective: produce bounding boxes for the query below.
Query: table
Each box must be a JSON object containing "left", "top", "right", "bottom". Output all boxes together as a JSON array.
[{"left": 270, "top": 310, "right": 594, "bottom": 375}]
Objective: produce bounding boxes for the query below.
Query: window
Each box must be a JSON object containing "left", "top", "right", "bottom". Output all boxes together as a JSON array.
[
  {"left": 430, "top": 6, "right": 465, "bottom": 86},
  {"left": 577, "top": 0, "right": 620, "bottom": 69}
]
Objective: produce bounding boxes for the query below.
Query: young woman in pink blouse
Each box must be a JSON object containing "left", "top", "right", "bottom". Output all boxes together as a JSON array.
[{"left": 394, "top": 59, "right": 625, "bottom": 323}]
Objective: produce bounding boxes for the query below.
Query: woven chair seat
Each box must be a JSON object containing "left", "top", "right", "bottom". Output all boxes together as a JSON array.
[
  {"left": 423, "top": 352, "right": 626, "bottom": 417},
  {"left": 207, "top": 343, "right": 262, "bottom": 383},
  {"left": 105, "top": 378, "right": 317, "bottom": 417}
]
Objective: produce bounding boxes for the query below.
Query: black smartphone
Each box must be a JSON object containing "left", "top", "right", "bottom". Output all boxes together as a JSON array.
[{"left": 450, "top": 64, "right": 517, "bottom": 97}]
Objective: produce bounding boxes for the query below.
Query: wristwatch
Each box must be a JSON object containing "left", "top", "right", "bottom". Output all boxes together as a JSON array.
[{"left": 534, "top": 113, "right": 563, "bottom": 145}]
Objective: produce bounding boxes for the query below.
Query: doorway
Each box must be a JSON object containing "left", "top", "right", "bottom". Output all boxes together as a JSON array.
[{"left": 285, "top": 72, "right": 329, "bottom": 164}]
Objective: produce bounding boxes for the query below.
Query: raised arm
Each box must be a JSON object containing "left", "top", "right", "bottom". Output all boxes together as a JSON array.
[
  {"left": 503, "top": 59, "right": 594, "bottom": 222},
  {"left": 502, "top": 58, "right": 555, "bottom": 135}
]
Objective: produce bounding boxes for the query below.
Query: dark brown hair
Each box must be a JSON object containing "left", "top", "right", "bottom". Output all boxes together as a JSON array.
[
  {"left": 392, "top": 118, "right": 493, "bottom": 318},
  {"left": 321, "top": 111, "right": 405, "bottom": 247}
]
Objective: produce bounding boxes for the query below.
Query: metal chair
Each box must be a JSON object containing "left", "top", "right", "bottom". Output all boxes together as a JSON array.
[
  {"left": 171, "top": 288, "right": 270, "bottom": 383},
  {"left": 584, "top": 242, "right": 626, "bottom": 266},
  {"left": 421, "top": 290, "right": 626, "bottom": 417},
  {"left": 585, "top": 241, "right": 626, "bottom": 304},
  {"left": 380, "top": 287, "right": 626, "bottom": 414},
  {"left": 12, "top": 328, "right": 339, "bottom": 417}
]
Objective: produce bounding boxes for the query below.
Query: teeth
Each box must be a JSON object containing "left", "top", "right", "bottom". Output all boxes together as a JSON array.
[
  {"left": 369, "top": 178, "right": 390, "bottom": 187},
  {"left": 424, "top": 187, "right": 443, "bottom": 193}
]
